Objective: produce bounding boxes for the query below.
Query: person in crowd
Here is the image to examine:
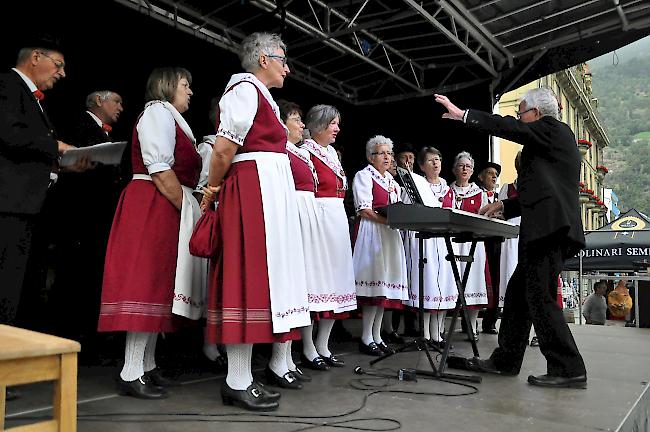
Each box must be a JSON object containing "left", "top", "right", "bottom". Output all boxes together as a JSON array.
[
  {"left": 402, "top": 147, "right": 454, "bottom": 349},
  {"left": 583, "top": 281, "right": 607, "bottom": 325},
  {"left": 497, "top": 151, "right": 540, "bottom": 345},
  {"left": 48, "top": 90, "right": 125, "bottom": 360},
  {"left": 302, "top": 104, "right": 357, "bottom": 369},
  {"left": 476, "top": 161, "right": 502, "bottom": 335},
  {"left": 194, "top": 96, "right": 227, "bottom": 371},
  {"left": 384, "top": 141, "right": 418, "bottom": 342},
  {"left": 353, "top": 135, "right": 409, "bottom": 356},
  {"left": 201, "top": 33, "right": 311, "bottom": 411},
  {"left": 98, "top": 67, "right": 206, "bottom": 399},
  {"left": 436, "top": 87, "right": 587, "bottom": 388},
  {"left": 0, "top": 35, "right": 86, "bottom": 402},
  {"left": 441, "top": 151, "right": 489, "bottom": 342},
  {"left": 269, "top": 98, "right": 328, "bottom": 387}
]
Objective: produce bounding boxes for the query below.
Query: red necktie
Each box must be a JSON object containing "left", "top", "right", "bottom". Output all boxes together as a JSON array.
[
  {"left": 487, "top": 191, "right": 494, "bottom": 197},
  {"left": 102, "top": 123, "right": 113, "bottom": 133},
  {"left": 33, "top": 90, "right": 45, "bottom": 101}
]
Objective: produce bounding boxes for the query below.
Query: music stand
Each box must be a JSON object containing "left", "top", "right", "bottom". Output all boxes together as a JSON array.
[{"left": 369, "top": 168, "right": 482, "bottom": 383}]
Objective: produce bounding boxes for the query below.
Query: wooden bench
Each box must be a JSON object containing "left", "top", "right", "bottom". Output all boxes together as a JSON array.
[{"left": 0, "top": 325, "right": 80, "bottom": 431}]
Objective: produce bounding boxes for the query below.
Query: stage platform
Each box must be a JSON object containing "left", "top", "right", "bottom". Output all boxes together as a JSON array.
[{"left": 5, "top": 321, "right": 650, "bottom": 432}]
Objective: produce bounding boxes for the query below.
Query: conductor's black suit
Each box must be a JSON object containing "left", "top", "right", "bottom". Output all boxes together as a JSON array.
[{"left": 464, "top": 109, "right": 586, "bottom": 378}]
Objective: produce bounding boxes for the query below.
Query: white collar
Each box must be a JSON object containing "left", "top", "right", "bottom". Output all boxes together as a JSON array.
[
  {"left": 145, "top": 100, "right": 196, "bottom": 144},
  {"left": 86, "top": 111, "right": 103, "bottom": 128},
  {"left": 225, "top": 73, "right": 283, "bottom": 125},
  {"left": 12, "top": 68, "right": 37, "bottom": 92}
]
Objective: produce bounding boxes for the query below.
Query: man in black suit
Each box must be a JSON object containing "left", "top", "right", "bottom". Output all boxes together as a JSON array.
[
  {"left": 48, "top": 91, "right": 124, "bottom": 359},
  {"left": 435, "top": 88, "right": 587, "bottom": 389},
  {"left": 0, "top": 38, "right": 79, "bottom": 325}
]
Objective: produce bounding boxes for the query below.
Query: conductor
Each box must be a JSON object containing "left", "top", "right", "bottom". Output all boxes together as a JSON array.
[{"left": 435, "top": 88, "right": 587, "bottom": 389}]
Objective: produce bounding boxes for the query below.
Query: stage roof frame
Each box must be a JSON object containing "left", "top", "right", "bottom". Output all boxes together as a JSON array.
[{"left": 114, "top": 0, "right": 650, "bottom": 105}]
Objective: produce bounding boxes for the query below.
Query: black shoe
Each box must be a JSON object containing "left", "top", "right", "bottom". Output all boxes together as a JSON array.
[
  {"left": 527, "top": 374, "right": 587, "bottom": 389},
  {"left": 322, "top": 354, "right": 345, "bottom": 367},
  {"left": 383, "top": 331, "right": 405, "bottom": 344},
  {"left": 290, "top": 367, "right": 312, "bottom": 382},
  {"left": 427, "top": 339, "right": 452, "bottom": 351},
  {"left": 376, "top": 341, "right": 395, "bottom": 354},
  {"left": 117, "top": 376, "right": 169, "bottom": 399},
  {"left": 265, "top": 366, "right": 303, "bottom": 389},
  {"left": 530, "top": 336, "right": 539, "bottom": 347},
  {"left": 300, "top": 353, "right": 330, "bottom": 371},
  {"left": 465, "top": 357, "right": 518, "bottom": 376},
  {"left": 6, "top": 387, "right": 21, "bottom": 401},
  {"left": 466, "top": 331, "right": 479, "bottom": 342},
  {"left": 359, "top": 341, "right": 383, "bottom": 356},
  {"left": 482, "top": 328, "right": 498, "bottom": 335},
  {"left": 221, "top": 382, "right": 279, "bottom": 411},
  {"left": 144, "top": 368, "right": 180, "bottom": 387},
  {"left": 253, "top": 381, "right": 281, "bottom": 402}
]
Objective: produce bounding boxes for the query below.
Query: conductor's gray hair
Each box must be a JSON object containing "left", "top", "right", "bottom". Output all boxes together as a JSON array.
[
  {"left": 366, "top": 135, "right": 394, "bottom": 159},
  {"left": 521, "top": 87, "right": 560, "bottom": 120},
  {"left": 86, "top": 91, "right": 115, "bottom": 109},
  {"left": 453, "top": 151, "right": 474, "bottom": 169},
  {"left": 305, "top": 104, "right": 341, "bottom": 136},
  {"left": 239, "top": 32, "right": 287, "bottom": 73}
]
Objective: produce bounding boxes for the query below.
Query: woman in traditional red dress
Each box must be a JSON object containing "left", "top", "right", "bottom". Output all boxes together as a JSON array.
[
  {"left": 201, "top": 33, "right": 311, "bottom": 411},
  {"left": 99, "top": 67, "right": 204, "bottom": 399}
]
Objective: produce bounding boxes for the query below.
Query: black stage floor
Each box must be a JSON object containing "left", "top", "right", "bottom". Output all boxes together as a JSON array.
[{"left": 5, "top": 321, "right": 650, "bottom": 431}]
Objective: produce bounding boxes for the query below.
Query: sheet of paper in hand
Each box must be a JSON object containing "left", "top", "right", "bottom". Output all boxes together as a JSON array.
[{"left": 59, "top": 141, "right": 128, "bottom": 167}]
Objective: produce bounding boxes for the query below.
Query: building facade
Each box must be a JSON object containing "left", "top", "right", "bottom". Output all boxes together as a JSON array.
[{"left": 493, "top": 63, "right": 612, "bottom": 230}]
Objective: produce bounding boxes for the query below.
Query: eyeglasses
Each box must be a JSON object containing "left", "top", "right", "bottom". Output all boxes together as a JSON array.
[
  {"left": 371, "top": 151, "right": 394, "bottom": 157},
  {"left": 516, "top": 107, "right": 535, "bottom": 119},
  {"left": 266, "top": 54, "right": 288, "bottom": 67},
  {"left": 38, "top": 51, "right": 65, "bottom": 70},
  {"left": 456, "top": 163, "right": 473, "bottom": 170}
]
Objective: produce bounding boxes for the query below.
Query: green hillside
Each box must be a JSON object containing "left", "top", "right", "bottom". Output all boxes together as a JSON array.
[{"left": 588, "top": 36, "right": 650, "bottom": 215}]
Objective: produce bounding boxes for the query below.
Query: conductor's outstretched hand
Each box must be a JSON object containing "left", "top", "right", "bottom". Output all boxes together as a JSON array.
[{"left": 434, "top": 94, "right": 466, "bottom": 121}]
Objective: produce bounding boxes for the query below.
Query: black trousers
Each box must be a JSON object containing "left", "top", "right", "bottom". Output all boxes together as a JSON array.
[
  {"left": 490, "top": 234, "right": 586, "bottom": 377},
  {"left": 0, "top": 213, "right": 35, "bottom": 324}
]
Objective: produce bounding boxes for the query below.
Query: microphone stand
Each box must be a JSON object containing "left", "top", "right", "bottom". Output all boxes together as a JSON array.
[{"left": 369, "top": 231, "right": 481, "bottom": 383}]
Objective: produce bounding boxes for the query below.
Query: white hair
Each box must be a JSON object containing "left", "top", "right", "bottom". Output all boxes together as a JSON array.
[
  {"left": 239, "top": 32, "right": 286, "bottom": 73},
  {"left": 305, "top": 104, "right": 341, "bottom": 136},
  {"left": 521, "top": 87, "right": 560, "bottom": 120},
  {"left": 453, "top": 151, "right": 474, "bottom": 169},
  {"left": 366, "top": 135, "right": 394, "bottom": 159}
]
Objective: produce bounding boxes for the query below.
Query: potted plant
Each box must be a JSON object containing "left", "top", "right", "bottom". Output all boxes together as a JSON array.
[
  {"left": 596, "top": 164, "right": 609, "bottom": 182},
  {"left": 577, "top": 139, "right": 592, "bottom": 156}
]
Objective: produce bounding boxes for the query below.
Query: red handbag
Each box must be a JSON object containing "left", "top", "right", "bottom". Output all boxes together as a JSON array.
[{"left": 189, "top": 206, "right": 218, "bottom": 258}]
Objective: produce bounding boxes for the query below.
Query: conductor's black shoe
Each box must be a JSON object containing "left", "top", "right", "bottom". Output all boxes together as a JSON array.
[
  {"left": 359, "top": 341, "right": 383, "bottom": 356},
  {"left": 265, "top": 366, "right": 303, "bottom": 389},
  {"left": 529, "top": 336, "right": 539, "bottom": 347},
  {"left": 144, "top": 368, "right": 180, "bottom": 387},
  {"left": 117, "top": 376, "right": 169, "bottom": 399},
  {"left": 300, "top": 353, "right": 330, "bottom": 371},
  {"left": 465, "top": 357, "right": 517, "bottom": 376},
  {"left": 527, "top": 374, "right": 587, "bottom": 389},
  {"left": 482, "top": 328, "right": 498, "bottom": 335},
  {"left": 383, "top": 331, "right": 405, "bottom": 344},
  {"left": 221, "top": 382, "right": 279, "bottom": 411}
]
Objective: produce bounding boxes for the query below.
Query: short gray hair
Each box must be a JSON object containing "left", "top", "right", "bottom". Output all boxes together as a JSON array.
[
  {"left": 417, "top": 146, "right": 442, "bottom": 167},
  {"left": 366, "top": 135, "right": 393, "bottom": 159},
  {"left": 521, "top": 87, "right": 560, "bottom": 120},
  {"left": 85, "top": 91, "right": 116, "bottom": 109},
  {"left": 239, "top": 32, "right": 287, "bottom": 73},
  {"left": 453, "top": 151, "right": 474, "bottom": 169},
  {"left": 305, "top": 104, "right": 341, "bottom": 136}
]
